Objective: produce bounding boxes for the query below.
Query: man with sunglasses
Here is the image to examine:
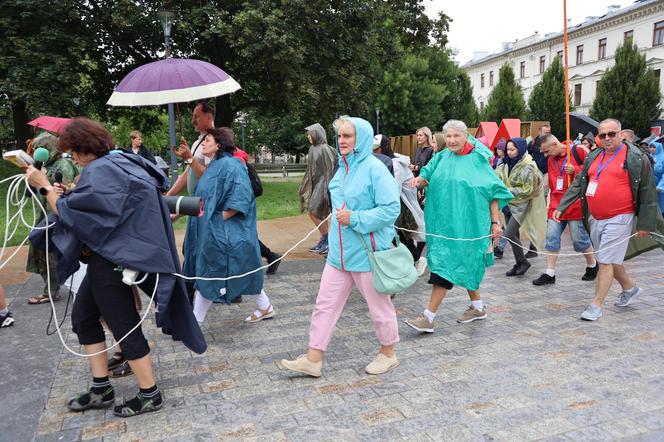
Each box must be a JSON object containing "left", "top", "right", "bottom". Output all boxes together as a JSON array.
[{"left": 554, "top": 118, "right": 664, "bottom": 321}]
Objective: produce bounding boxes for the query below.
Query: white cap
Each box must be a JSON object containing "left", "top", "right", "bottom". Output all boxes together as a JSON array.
[{"left": 373, "top": 134, "right": 382, "bottom": 148}]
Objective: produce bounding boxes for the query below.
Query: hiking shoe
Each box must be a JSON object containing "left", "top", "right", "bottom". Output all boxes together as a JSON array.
[
  {"left": 415, "top": 257, "right": 428, "bottom": 277},
  {"left": 67, "top": 387, "right": 115, "bottom": 411},
  {"left": 580, "top": 304, "right": 602, "bottom": 321},
  {"left": 317, "top": 240, "right": 329, "bottom": 255},
  {"left": 532, "top": 273, "right": 556, "bottom": 286},
  {"left": 582, "top": 264, "right": 599, "bottom": 281},
  {"left": 365, "top": 353, "right": 399, "bottom": 375},
  {"left": 266, "top": 253, "right": 282, "bottom": 275},
  {"left": 493, "top": 247, "right": 503, "bottom": 259},
  {"left": 113, "top": 391, "right": 163, "bottom": 418},
  {"left": 0, "top": 311, "right": 14, "bottom": 328},
  {"left": 457, "top": 306, "right": 487, "bottom": 323},
  {"left": 404, "top": 315, "right": 434, "bottom": 333},
  {"left": 281, "top": 354, "right": 322, "bottom": 377},
  {"left": 506, "top": 260, "right": 531, "bottom": 277},
  {"left": 614, "top": 287, "right": 642, "bottom": 307},
  {"left": 308, "top": 238, "right": 324, "bottom": 252}
]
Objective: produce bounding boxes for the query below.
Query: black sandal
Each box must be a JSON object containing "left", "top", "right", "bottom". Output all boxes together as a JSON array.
[
  {"left": 109, "top": 360, "right": 133, "bottom": 378},
  {"left": 67, "top": 387, "right": 115, "bottom": 411},
  {"left": 113, "top": 392, "right": 163, "bottom": 417},
  {"left": 107, "top": 352, "right": 125, "bottom": 371}
]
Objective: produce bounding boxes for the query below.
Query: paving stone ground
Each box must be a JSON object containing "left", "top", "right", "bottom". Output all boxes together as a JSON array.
[{"left": 2, "top": 240, "right": 664, "bottom": 441}]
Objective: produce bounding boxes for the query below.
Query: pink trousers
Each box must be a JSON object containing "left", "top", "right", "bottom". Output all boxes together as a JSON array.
[{"left": 309, "top": 264, "right": 400, "bottom": 351}]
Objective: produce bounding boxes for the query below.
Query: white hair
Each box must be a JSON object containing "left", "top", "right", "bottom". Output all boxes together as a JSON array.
[
  {"left": 442, "top": 120, "right": 469, "bottom": 136},
  {"left": 333, "top": 115, "right": 355, "bottom": 132},
  {"left": 599, "top": 118, "right": 622, "bottom": 130}
]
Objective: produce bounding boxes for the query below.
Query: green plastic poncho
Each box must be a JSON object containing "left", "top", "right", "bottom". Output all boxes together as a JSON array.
[{"left": 420, "top": 135, "right": 513, "bottom": 290}]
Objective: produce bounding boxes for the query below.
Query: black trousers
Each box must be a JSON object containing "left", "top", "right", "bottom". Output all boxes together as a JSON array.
[
  {"left": 259, "top": 240, "right": 273, "bottom": 259},
  {"left": 397, "top": 230, "right": 425, "bottom": 262},
  {"left": 71, "top": 254, "right": 150, "bottom": 360}
]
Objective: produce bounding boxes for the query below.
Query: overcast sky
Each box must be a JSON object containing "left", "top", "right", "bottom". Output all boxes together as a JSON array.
[{"left": 425, "top": 0, "right": 630, "bottom": 64}]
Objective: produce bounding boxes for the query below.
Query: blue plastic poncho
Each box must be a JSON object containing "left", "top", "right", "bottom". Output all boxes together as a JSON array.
[
  {"left": 183, "top": 152, "right": 263, "bottom": 301},
  {"left": 651, "top": 141, "right": 664, "bottom": 213}
]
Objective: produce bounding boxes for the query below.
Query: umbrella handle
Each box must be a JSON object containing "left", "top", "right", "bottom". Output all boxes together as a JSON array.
[{"left": 176, "top": 103, "right": 184, "bottom": 139}]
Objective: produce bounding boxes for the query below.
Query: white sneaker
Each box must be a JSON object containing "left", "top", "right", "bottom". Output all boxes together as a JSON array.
[{"left": 415, "top": 257, "right": 428, "bottom": 277}]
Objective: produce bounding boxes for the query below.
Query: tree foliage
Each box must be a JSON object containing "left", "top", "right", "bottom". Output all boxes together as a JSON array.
[
  {"left": 528, "top": 56, "right": 573, "bottom": 139},
  {"left": 445, "top": 70, "right": 479, "bottom": 127},
  {"left": 481, "top": 63, "right": 526, "bottom": 122},
  {"left": 590, "top": 41, "right": 661, "bottom": 136}
]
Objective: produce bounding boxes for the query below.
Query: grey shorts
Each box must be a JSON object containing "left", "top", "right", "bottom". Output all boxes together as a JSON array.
[{"left": 589, "top": 214, "right": 634, "bottom": 265}]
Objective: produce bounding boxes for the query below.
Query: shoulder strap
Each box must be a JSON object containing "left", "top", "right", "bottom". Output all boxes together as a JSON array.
[{"left": 571, "top": 145, "right": 583, "bottom": 166}]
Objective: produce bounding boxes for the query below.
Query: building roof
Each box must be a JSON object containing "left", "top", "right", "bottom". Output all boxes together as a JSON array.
[{"left": 462, "top": 0, "right": 660, "bottom": 69}]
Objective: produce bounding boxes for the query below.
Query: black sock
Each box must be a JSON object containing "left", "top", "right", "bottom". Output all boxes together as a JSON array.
[{"left": 91, "top": 376, "right": 111, "bottom": 395}]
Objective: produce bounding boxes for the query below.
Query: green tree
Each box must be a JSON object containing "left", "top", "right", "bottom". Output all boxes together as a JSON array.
[
  {"left": 0, "top": 0, "right": 91, "bottom": 149},
  {"left": 444, "top": 70, "right": 479, "bottom": 127},
  {"left": 375, "top": 54, "right": 448, "bottom": 135},
  {"left": 528, "top": 56, "right": 573, "bottom": 139},
  {"left": 590, "top": 41, "right": 661, "bottom": 136},
  {"left": 481, "top": 63, "right": 526, "bottom": 122}
]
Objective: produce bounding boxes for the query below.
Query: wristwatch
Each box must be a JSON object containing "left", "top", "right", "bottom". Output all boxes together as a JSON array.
[
  {"left": 39, "top": 185, "right": 54, "bottom": 196},
  {"left": 491, "top": 220, "right": 501, "bottom": 226},
  {"left": 184, "top": 157, "right": 194, "bottom": 165}
]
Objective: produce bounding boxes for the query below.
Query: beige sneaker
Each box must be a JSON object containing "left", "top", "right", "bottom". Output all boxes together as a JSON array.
[
  {"left": 415, "top": 257, "right": 428, "bottom": 277},
  {"left": 404, "top": 314, "right": 434, "bottom": 333},
  {"left": 457, "top": 306, "right": 487, "bottom": 323},
  {"left": 365, "top": 353, "right": 399, "bottom": 375},
  {"left": 280, "top": 354, "right": 322, "bottom": 377}
]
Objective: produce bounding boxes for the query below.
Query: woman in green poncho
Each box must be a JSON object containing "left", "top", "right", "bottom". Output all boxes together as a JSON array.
[
  {"left": 404, "top": 120, "right": 512, "bottom": 334},
  {"left": 26, "top": 132, "right": 79, "bottom": 305}
]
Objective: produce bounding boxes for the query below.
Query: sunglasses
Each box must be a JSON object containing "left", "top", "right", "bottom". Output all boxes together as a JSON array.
[{"left": 598, "top": 131, "right": 618, "bottom": 140}]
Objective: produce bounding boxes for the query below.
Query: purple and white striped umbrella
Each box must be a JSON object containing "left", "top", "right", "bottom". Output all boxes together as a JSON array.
[{"left": 107, "top": 58, "right": 241, "bottom": 106}]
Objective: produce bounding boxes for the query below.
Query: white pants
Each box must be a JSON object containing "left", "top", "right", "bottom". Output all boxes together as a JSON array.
[{"left": 193, "top": 289, "right": 271, "bottom": 324}]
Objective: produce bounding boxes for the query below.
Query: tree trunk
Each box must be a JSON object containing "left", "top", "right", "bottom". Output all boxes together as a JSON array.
[
  {"left": 295, "top": 152, "right": 300, "bottom": 163},
  {"left": 12, "top": 100, "right": 31, "bottom": 150}
]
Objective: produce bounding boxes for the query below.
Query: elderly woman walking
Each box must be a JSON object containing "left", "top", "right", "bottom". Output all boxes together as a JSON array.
[
  {"left": 281, "top": 117, "right": 401, "bottom": 376},
  {"left": 404, "top": 120, "right": 512, "bottom": 333},
  {"left": 495, "top": 138, "right": 547, "bottom": 277},
  {"left": 300, "top": 123, "right": 338, "bottom": 254}
]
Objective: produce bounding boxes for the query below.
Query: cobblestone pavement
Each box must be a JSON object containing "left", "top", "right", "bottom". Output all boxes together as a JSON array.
[{"left": 3, "top": 245, "right": 664, "bottom": 441}]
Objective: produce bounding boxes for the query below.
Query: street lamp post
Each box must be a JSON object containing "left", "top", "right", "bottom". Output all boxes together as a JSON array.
[
  {"left": 375, "top": 108, "right": 381, "bottom": 135},
  {"left": 158, "top": 10, "right": 178, "bottom": 182}
]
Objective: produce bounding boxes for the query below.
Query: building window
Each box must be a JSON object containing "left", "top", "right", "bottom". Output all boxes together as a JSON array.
[
  {"left": 520, "top": 61, "right": 526, "bottom": 79},
  {"left": 480, "top": 73, "right": 485, "bottom": 88},
  {"left": 596, "top": 81, "right": 601, "bottom": 96},
  {"left": 655, "top": 69, "right": 661, "bottom": 83},
  {"left": 574, "top": 84, "right": 582, "bottom": 106},
  {"left": 489, "top": 71, "right": 494, "bottom": 86},
  {"left": 480, "top": 101, "right": 485, "bottom": 111},
  {"left": 576, "top": 45, "right": 584, "bottom": 65},
  {"left": 598, "top": 38, "right": 607, "bottom": 59},
  {"left": 624, "top": 30, "right": 633, "bottom": 42},
  {"left": 539, "top": 56, "right": 545, "bottom": 73},
  {"left": 654, "top": 21, "right": 664, "bottom": 46},
  {"left": 557, "top": 50, "right": 563, "bottom": 59}
]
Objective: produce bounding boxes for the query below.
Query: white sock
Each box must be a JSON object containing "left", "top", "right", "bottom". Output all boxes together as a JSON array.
[
  {"left": 423, "top": 308, "right": 436, "bottom": 322},
  {"left": 193, "top": 290, "right": 214, "bottom": 325},
  {"left": 588, "top": 260, "right": 597, "bottom": 268},
  {"left": 471, "top": 300, "right": 484, "bottom": 311},
  {"left": 253, "top": 290, "right": 271, "bottom": 311},
  {"left": 545, "top": 268, "right": 555, "bottom": 277}
]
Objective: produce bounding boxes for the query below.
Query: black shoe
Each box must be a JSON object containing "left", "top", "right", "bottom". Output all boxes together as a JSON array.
[
  {"left": 493, "top": 247, "right": 503, "bottom": 259},
  {"left": 0, "top": 311, "right": 14, "bottom": 328},
  {"left": 525, "top": 250, "right": 538, "bottom": 259},
  {"left": 231, "top": 296, "right": 243, "bottom": 304},
  {"left": 266, "top": 253, "right": 282, "bottom": 275},
  {"left": 532, "top": 273, "right": 555, "bottom": 286},
  {"left": 506, "top": 260, "right": 531, "bottom": 277},
  {"left": 582, "top": 264, "right": 599, "bottom": 281}
]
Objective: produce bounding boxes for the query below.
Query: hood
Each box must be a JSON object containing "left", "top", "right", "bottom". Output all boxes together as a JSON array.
[
  {"left": 336, "top": 117, "right": 374, "bottom": 165},
  {"left": 305, "top": 123, "right": 328, "bottom": 146},
  {"left": 494, "top": 140, "right": 506, "bottom": 155},
  {"left": 505, "top": 137, "right": 528, "bottom": 171},
  {"left": 651, "top": 141, "right": 664, "bottom": 161}
]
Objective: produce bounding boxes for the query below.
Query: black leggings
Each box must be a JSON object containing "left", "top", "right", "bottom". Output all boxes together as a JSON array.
[
  {"left": 397, "top": 230, "right": 425, "bottom": 262},
  {"left": 71, "top": 254, "right": 150, "bottom": 360}
]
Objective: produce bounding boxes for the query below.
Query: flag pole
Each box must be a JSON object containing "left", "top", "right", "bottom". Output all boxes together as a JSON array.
[{"left": 563, "top": 0, "right": 572, "bottom": 184}]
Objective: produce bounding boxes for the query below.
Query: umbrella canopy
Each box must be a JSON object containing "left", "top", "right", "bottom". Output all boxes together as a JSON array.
[
  {"left": 568, "top": 112, "right": 599, "bottom": 136},
  {"left": 28, "top": 116, "right": 72, "bottom": 134},
  {"left": 106, "top": 58, "right": 241, "bottom": 107}
]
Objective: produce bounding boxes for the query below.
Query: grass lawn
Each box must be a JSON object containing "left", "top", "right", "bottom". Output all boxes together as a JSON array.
[
  {"left": 0, "top": 160, "right": 301, "bottom": 246},
  {"left": 0, "top": 161, "right": 37, "bottom": 248},
  {"left": 173, "top": 178, "right": 301, "bottom": 230}
]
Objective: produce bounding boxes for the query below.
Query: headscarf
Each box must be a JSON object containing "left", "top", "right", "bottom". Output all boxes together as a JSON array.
[{"left": 504, "top": 137, "right": 528, "bottom": 175}]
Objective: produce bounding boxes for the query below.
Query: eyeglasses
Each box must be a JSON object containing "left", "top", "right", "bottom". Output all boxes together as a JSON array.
[{"left": 598, "top": 131, "right": 618, "bottom": 140}]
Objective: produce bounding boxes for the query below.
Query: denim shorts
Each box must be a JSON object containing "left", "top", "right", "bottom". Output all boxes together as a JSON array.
[{"left": 545, "top": 219, "right": 592, "bottom": 252}]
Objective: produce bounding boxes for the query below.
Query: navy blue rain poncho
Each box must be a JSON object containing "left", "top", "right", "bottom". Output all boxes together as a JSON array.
[
  {"left": 30, "top": 152, "right": 207, "bottom": 355},
  {"left": 183, "top": 151, "right": 263, "bottom": 301}
]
